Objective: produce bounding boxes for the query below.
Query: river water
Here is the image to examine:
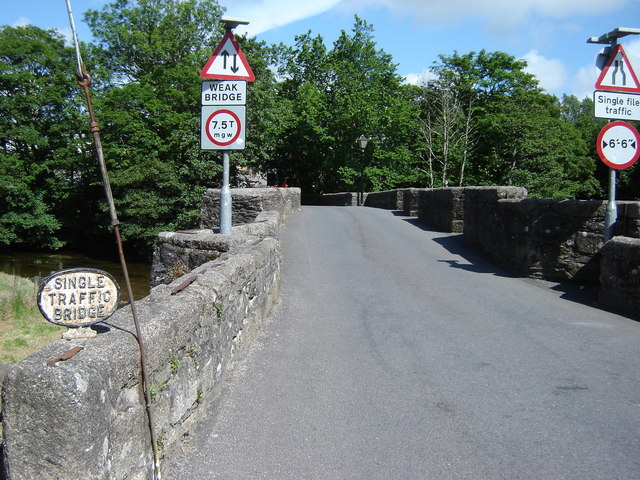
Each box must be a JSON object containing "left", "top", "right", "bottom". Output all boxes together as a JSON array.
[{"left": 0, "top": 252, "right": 151, "bottom": 302}]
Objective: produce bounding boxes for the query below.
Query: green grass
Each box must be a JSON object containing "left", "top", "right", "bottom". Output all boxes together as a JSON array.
[{"left": 0, "top": 272, "right": 65, "bottom": 363}]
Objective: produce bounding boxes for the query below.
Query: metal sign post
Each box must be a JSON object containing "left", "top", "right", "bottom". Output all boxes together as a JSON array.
[
  {"left": 588, "top": 27, "right": 640, "bottom": 242},
  {"left": 221, "top": 151, "right": 232, "bottom": 234},
  {"left": 200, "top": 18, "right": 254, "bottom": 234}
]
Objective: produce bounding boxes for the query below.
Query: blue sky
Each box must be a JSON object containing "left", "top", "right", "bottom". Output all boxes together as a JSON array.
[{"left": 4, "top": 0, "right": 640, "bottom": 98}]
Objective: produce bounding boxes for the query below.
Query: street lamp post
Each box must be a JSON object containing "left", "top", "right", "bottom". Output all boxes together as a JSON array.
[
  {"left": 357, "top": 135, "right": 368, "bottom": 206},
  {"left": 588, "top": 27, "right": 640, "bottom": 242}
]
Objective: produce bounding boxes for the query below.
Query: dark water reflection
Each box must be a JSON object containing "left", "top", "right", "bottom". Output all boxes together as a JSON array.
[{"left": 0, "top": 252, "right": 150, "bottom": 302}]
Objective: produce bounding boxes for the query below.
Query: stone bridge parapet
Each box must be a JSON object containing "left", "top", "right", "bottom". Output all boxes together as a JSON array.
[{"left": 1, "top": 188, "right": 301, "bottom": 480}]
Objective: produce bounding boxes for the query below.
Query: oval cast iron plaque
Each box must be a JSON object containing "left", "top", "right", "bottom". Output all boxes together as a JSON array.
[{"left": 38, "top": 268, "right": 121, "bottom": 328}]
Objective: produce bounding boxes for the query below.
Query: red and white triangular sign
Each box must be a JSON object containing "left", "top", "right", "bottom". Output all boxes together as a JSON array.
[
  {"left": 595, "top": 44, "right": 640, "bottom": 93},
  {"left": 200, "top": 32, "right": 255, "bottom": 81}
]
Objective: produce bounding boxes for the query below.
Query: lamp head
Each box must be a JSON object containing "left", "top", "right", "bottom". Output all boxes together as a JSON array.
[{"left": 221, "top": 17, "right": 250, "bottom": 31}]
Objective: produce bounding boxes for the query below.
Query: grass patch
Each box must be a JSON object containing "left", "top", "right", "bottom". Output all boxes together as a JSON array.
[{"left": 0, "top": 272, "right": 65, "bottom": 364}]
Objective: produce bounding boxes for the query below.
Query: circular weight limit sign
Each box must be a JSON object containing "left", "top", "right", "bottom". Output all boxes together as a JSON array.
[
  {"left": 597, "top": 121, "right": 640, "bottom": 170},
  {"left": 205, "top": 109, "right": 242, "bottom": 147}
]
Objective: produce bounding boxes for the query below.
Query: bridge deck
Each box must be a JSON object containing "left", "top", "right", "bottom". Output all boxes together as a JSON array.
[{"left": 165, "top": 206, "right": 640, "bottom": 479}]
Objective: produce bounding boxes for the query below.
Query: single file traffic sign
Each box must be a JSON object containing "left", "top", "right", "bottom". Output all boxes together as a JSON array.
[
  {"left": 594, "top": 90, "right": 640, "bottom": 121},
  {"left": 594, "top": 44, "right": 640, "bottom": 93}
]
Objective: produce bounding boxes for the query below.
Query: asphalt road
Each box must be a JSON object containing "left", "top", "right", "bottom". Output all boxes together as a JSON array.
[{"left": 165, "top": 206, "right": 640, "bottom": 479}]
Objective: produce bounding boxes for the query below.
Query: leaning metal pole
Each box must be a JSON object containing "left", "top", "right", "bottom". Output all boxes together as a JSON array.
[{"left": 65, "top": 2, "right": 161, "bottom": 479}]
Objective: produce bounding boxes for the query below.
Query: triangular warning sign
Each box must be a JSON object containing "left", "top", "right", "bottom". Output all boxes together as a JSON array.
[
  {"left": 200, "top": 32, "right": 255, "bottom": 81},
  {"left": 595, "top": 44, "right": 640, "bottom": 93}
]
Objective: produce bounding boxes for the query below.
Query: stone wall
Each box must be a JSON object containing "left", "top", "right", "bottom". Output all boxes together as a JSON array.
[
  {"left": 364, "top": 189, "right": 404, "bottom": 210},
  {"left": 418, "top": 188, "right": 466, "bottom": 233},
  {"left": 200, "top": 187, "right": 300, "bottom": 229},
  {"left": 2, "top": 237, "right": 281, "bottom": 480},
  {"left": 402, "top": 188, "right": 421, "bottom": 217},
  {"left": 2, "top": 188, "right": 298, "bottom": 480},
  {"left": 319, "top": 192, "right": 359, "bottom": 206},
  {"left": 599, "top": 236, "right": 640, "bottom": 315},
  {"left": 151, "top": 211, "right": 282, "bottom": 287},
  {"left": 463, "top": 187, "right": 640, "bottom": 284}
]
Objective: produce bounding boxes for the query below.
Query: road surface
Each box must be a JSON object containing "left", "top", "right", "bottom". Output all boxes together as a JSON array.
[{"left": 165, "top": 206, "right": 640, "bottom": 479}]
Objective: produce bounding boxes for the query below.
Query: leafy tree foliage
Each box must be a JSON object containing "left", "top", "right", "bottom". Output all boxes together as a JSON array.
[
  {"left": 271, "top": 18, "right": 422, "bottom": 193},
  {"left": 420, "top": 51, "right": 599, "bottom": 198},
  {"left": 83, "top": 0, "right": 228, "bottom": 254},
  {"left": 2, "top": 3, "right": 627, "bottom": 257},
  {"left": 0, "top": 26, "right": 97, "bottom": 250}
]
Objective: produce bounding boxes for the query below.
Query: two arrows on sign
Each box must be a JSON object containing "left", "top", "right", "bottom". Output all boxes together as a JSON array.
[
  {"left": 220, "top": 50, "right": 239, "bottom": 73},
  {"left": 200, "top": 31, "right": 255, "bottom": 81}
]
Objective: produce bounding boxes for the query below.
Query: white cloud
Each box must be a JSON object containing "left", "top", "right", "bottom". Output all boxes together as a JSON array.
[
  {"left": 404, "top": 68, "right": 435, "bottom": 86},
  {"left": 344, "top": 0, "right": 631, "bottom": 32},
  {"left": 57, "top": 27, "right": 75, "bottom": 46},
  {"left": 10, "top": 16, "right": 72, "bottom": 44},
  {"left": 624, "top": 36, "right": 640, "bottom": 76},
  {"left": 12, "top": 17, "right": 31, "bottom": 27},
  {"left": 521, "top": 50, "right": 567, "bottom": 94},
  {"left": 571, "top": 64, "right": 599, "bottom": 99},
  {"left": 221, "top": 0, "right": 343, "bottom": 36}
]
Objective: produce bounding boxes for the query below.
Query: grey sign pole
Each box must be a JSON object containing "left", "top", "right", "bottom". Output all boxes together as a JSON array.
[
  {"left": 200, "top": 17, "right": 253, "bottom": 235},
  {"left": 588, "top": 27, "right": 640, "bottom": 242},
  {"left": 604, "top": 166, "right": 617, "bottom": 242},
  {"left": 221, "top": 150, "right": 232, "bottom": 234}
]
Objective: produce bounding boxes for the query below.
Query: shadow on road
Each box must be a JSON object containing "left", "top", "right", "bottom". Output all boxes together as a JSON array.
[
  {"left": 399, "top": 216, "right": 517, "bottom": 279},
  {"left": 397, "top": 215, "right": 635, "bottom": 318}
]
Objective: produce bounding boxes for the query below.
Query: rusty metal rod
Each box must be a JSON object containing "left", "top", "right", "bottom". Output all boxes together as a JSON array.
[{"left": 75, "top": 56, "right": 161, "bottom": 480}]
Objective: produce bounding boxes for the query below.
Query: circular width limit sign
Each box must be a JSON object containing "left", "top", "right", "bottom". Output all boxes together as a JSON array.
[
  {"left": 596, "top": 121, "right": 640, "bottom": 170},
  {"left": 200, "top": 105, "right": 245, "bottom": 150}
]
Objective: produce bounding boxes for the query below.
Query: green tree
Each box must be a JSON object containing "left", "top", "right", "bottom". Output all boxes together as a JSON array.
[
  {"left": 481, "top": 91, "right": 598, "bottom": 198},
  {"left": 272, "top": 18, "right": 422, "bottom": 193},
  {"left": 232, "top": 36, "right": 287, "bottom": 182},
  {"left": 268, "top": 32, "right": 334, "bottom": 190},
  {"left": 423, "top": 50, "right": 598, "bottom": 198},
  {"left": 0, "top": 25, "right": 94, "bottom": 250},
  {"left": 84, "top": 0, "right": 229, "bottom": 254}
]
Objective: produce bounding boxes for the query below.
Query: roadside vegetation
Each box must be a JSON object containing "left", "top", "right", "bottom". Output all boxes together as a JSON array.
[
  {"left": 1, "top": 0, "right": 638, "bottom": 260},
  {"left": 0, "top": 273, "right": 64, "bottom": 364}
]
